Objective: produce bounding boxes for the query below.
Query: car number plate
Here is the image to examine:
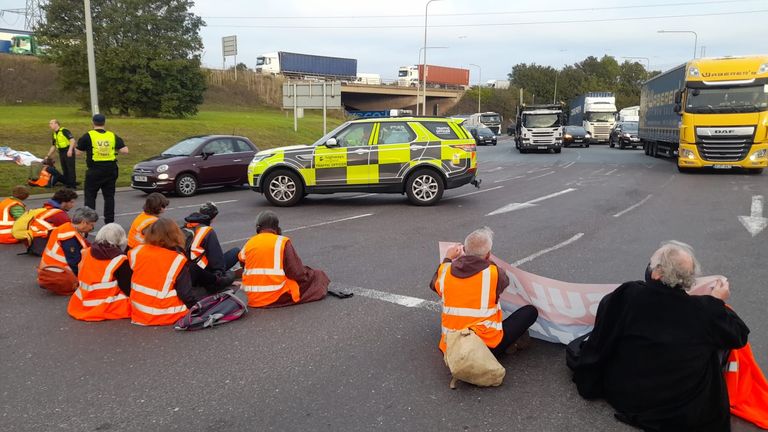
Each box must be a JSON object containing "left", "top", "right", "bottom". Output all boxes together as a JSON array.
[
  {"left": 712, "top": 165, "right": 732, "bottom": 169},
  {"left": 574, "top": 139, "right": 582, "bottom": 142},
  {"left": 538, "top": 146, "right": 548, "bottom": 150},
  {"left": 134, "top": 175, "right": 148, "bottom": 182},
  {"left": 631, "top": 137, "right": 640, "bottom": 142}
]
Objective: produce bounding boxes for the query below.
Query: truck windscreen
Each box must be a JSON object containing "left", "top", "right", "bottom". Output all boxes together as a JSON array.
[
  {"left": 523, "top": 114, "right": 561, "bottom": 128},
  {"left": 398, "top": 70, "right": 409, "bottom": 77},
  {"left": 481, "top": 115, "right": 501, "bottom": 124},
  {"left": 585, "top": 112, "right": 614, "bottom": 122},
  {"left": 256, "top": 58, "right": 266, "bottom": 66},
  {"left": 686, "top": 86, "right": 768, "bottom": 113}
]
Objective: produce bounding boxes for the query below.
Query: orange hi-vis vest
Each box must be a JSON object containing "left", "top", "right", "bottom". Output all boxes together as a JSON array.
[
  {"left": 239, "top": 233, "right": 300, "bottom": 307},
  {"left": 29, "top": 167, "right": 52, "bottom": 187},
  {"left": 433, "top": 263, "right": 503, "bottom": 353},
  {"left": 188, "top": 225, "right": 212, "bottom": 269},
  {"left": 67, "top": 248, "right": 131, "bottom": 321},
  {"left": 128, "top": 244, "right": 188, "bottom": 326},
  {"left": 127, "top": 213, "right": 158, "bottom": 249},
  {"left": 39, "top": 222, "right": 87, "bottom": 269},
  {"left": 0, "top": 197, "right": 25, "bottom": 243},
  {"left": 30, "top": 208, "right": 65, "bottom": 239},
  {"left": 725, "top": 342, "right": 768, "bottom": 429}
]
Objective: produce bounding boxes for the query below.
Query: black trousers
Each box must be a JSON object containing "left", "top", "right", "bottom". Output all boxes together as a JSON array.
[
  {"left": 490, "top": 305, "right": 539, "bottom": 356},
  {"left": 58, "top": 147, "right": 76, "bottom": 188},
  {"left": 84, "top": 165, "right": 118, "bottom": 223}
]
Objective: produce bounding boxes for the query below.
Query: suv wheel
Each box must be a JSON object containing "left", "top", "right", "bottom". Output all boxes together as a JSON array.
[
  {"left": 264, "top": 170, "right": 304, "bottom": 207},
  {"left": 175, "top": 174, "right": 198, "bottom": 197},
  {"left": 405, "top": 169, "right": 444, "bottom": 206}
]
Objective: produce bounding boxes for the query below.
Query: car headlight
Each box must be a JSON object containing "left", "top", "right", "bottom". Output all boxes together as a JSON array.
[
  {"left": 750, "top": 149, "right": 767, "bottom": 160},
  {"left": 585, "top": 133, "right": 591, "bottom": 138},
  {"left": 623, "top": 133, "right": 631, "bottom": 138},
  {"left": 564, "top": 134, "right": 572, "bottom": 139},
  {"left": 681, "top": 148, "right": 696, "bottom": 160},
  {"left": 759, "top": 63, "right": 768, "bottom": 74},
  {"left": 156, "top": 164, "right": 168, "bottom": 173}
]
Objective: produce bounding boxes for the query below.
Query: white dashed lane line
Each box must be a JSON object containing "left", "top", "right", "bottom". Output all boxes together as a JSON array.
[{"left": 613, "top": 194, "right": 653, "bottom": 218}]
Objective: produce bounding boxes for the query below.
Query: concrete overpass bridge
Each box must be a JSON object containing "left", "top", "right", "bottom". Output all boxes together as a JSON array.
[{"left": 340, "top": 83, "right": 464, "bottom": 115}]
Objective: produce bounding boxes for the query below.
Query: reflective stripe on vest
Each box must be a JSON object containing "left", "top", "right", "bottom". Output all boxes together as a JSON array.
[
  {"left": 73, "top": 290, "right": 128, "bottom": 307},
  {"left": 189, "top": 226, "right": 212, "bottom": 269},
  {"left": 240, "top": 233, "right": 300, "bottom": 307},
  {"left": 40, "top": 223, "right": 87, "bottom": 269},
  {"left": 127, "top": 213, "right": 157, "bottom": 248},
  {"left": 88, "top": 130, "right": 117, "bottom": 162},
  {"left": 53, "top": 129, "right": 70, "bottom": 149},
  {"left": 436, "top": 263, "right": 503, "bottom": 352},
  {"left": 31, "top": 208, "right": 63, "bottom": 237},
  {"left": 128, "top": 244, "right": 188, "bottom": 326}
]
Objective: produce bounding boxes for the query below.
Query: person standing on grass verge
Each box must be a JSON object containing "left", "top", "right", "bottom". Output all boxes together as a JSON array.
[
  {"left": 76, "top": 114, "right": 128, "bottom": 224},
  {"left": 46, "top": 119, "right": 77, "bottom": 189}
]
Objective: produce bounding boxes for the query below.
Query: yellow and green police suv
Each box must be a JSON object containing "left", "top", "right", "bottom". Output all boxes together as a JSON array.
[{"left": 248, "top": 117, "right": 480, "bottom": 206}]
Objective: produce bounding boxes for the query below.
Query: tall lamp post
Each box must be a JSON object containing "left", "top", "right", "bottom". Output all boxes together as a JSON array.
[
  {"left": 421, "top": 0, "right": 442, "bottom": 116},
  {"left": 84, "top": 0, "right": 100, "bottom": 114},
  {"left": 553, "top": 69, "right": 559, "bottom": 104},
  {"left": 417, "top": 46, "right": 448, "bottom": 115},
  {"left": 469, "top": 63, "right": 481, "bottom": 113},
  {"left": 657, "top": 30, "right": 698, "bottom": 59}
]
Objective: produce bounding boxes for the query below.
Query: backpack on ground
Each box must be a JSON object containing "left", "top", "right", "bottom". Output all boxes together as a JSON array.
[
  {"left": 444, "top": 328, "right": 506, "bottom": 389},
  {"left": 174, "top": 288, "right": 248, "bottom": 331},
  {"left": 12, "top": 208, "right": 48, "bottom": 243}
]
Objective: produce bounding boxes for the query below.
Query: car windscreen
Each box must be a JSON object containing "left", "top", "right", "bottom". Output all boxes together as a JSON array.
[
  {"left": 621, "top": 123, "right": 638, "bottom": 133},
  {"left": 522, "top": 114, "right": 561, "bottom": 128},
  {"left": 477, "top": 127, "right": 493, "bottom": 135},
  {"left": 566, "top": 126, "right": 587, "bottom": 134},
  {"left": 162, "top": 137, "right": 208, "bottom": 156}
]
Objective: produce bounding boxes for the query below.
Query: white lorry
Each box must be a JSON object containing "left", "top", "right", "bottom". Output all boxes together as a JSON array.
[
  {"left": 515, "top": 104, "right": 565, "bottom": 154},
  {"left": 617, "top": 105, "right": 639, "bottom": 122},
  {"left": 569, "top": 92, "right": 618, "bottom": 143},
  {"left": 355, "top": 73, "right": 381, "bottom": 85},
  {"left": 465, "top": 112, "right": 503, "bottom": 135}
]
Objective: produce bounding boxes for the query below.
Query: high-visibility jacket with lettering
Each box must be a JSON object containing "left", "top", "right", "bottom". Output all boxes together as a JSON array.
[
  {"left": 39, "top": 222, "right": 87, "bottom": 269},
  {"left": 0, "top": 197, "right": 25, "bottom": 243},
  {"left": 127, "top": 212, "right": 158, "bottom": 249},
  {"left": 128, "top": 244, "right": 188, "bottom": 326},
  {"left": 88, "top": 130, "right": 117, "bottom": 162},
  {"left": 725, "top": 342, "right": 768, "bottom": 428},
  {"left": 67, "top": 248, "right": 130, "bottom": 321},
  {"left": 239, "top": 233, "right": 300, "bottom": 307},
  {"left": 433, "top": 263, "right": 503, "bottom": 353},
  {"left": 28, "top": 166, "right": 52, "bottom": 187},
  {"left": 188, "top": 225, "right": 212, "bottom": 269},
  {"left": 29, "top": 207, "right": 65, "bottom": 239},
  {"left": 53, "top": 128, "right": 71, "bottom": 149}
]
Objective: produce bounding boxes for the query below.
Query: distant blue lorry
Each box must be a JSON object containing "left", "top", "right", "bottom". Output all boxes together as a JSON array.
[{"left": 255, "top": 51, "right": 357, "bottom": 80}]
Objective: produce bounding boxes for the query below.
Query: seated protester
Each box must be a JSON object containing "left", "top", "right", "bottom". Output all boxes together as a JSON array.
[
  {"left": 26, "top": 188, "right": 78, "bottom": 254},
  {"left": 127, "top": 192, "right": 168, "bottom": 249},
  {"left": 27, "top": 157, "right": 63, "bottom": 188},
  {"left": 37, "top": 207, "right": 97, "bottom": 295},
  {"left": 572, "top": 241, "right": 749, "bottom": 432},
  {"left": 67, "top": 223, "right": 132, "bottom": 321},
  {"left": 0, "top": 185, "right": 30, "bottom": 244},
  {"left": 128, "top": 218, "right": 200, "bottom": 326},
  {"left": 238, "top": 210, "right": 329, "bottom": 308},
  {"left": 183, "top": 202, "right": 238, "bottom": 293},
  {"left": 430, "top": 227, "right": 539, "bottom": 356}
]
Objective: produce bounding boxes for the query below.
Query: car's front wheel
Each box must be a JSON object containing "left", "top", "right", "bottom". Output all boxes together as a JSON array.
[
  {"left": 264, "top": 170, "right": 304, "bottom": 207},
  {"left": 175, "top": 173, "right": 198, "bottom": 197},
  {"left": 405, "top": 169, "right": 444, "bottom": 206}
]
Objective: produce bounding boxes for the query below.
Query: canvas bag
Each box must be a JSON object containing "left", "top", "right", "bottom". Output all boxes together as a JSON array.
[
  {"left": 444, "top": 328, "right": 506, "bottom": 389},
  {"left": 37, "top": 265, "right": 78, "bottom": 295},
  {"left": 174, "top": 288, "right": 248, "bottom": 331}
]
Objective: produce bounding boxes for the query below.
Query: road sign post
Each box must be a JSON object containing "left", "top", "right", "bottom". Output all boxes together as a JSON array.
[
  {"left": 222, "top": 35, "right": 237, "bottom": 79},
  {"left": 282, "top": 81, "right": 342, "bottom": 133}
]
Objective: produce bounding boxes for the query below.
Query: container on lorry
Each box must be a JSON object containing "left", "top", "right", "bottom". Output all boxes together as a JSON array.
[
  {"left": 515, "top": 104, "right": 565, "bottom": 153},
  {"left": 255, "top": 52, "right": 357, "bottom": 80},
  {"left": 640, "top": 56, "right": 768, "bottom": 174},
  {"left": 465, "top": 112, "right": 503, "bottom": 135},
  {"left": 569, "top": 92, "right": 617, "bottom": 142},
  {"left": 617, "top": 105, "right": 639, "bottom": 122},
  {"left": 397, "top": 65, "right": 469, "bottom": 88}
]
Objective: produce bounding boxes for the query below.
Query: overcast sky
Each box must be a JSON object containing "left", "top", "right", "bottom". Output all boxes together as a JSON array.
[{"left": 2, "top": 0, "right": 766, "bottom": 82}]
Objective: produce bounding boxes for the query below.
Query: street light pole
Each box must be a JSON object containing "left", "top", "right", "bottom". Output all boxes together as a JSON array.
[
  {"left": 418, "top": 46, "right": 448, "bottom": 115},
  {"left": 422, "top": 0, "right": 441, "bottom": 116},
  {"left": 84, "top": 0, "right": 99, "bottom": 114},
  {"left": 469, "top": 63, "right": 481, "bottom": 112},
  {"left": 553, "top": 70, "right": 559, "bottom": 104},
  {"left": 657, "top": 30, "right": 698, "bottom": 59}
]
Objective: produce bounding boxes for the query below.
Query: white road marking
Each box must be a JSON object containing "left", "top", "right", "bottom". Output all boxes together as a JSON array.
[
  {"left": 338, "top": 193, "right": 377, "bottom": 200},
  {"left": 487, "top": 188, "right": 576, "bottom": 216},
  {"left": 613, "top": 194, "right": 653, "bottom": 218},
  {"left": 589, "top": 168, "right": 604, "bottom": 175},
  {"left": 444, "top": 185, "right": 504, "bottom": 201},
  {"left": 604, "top": 169, "right": 618, "bottom": 176},
  {"left": 562, "top": 161, "right": 576, "bottom": 169},
  {"left": 340, "top": 284, "right": 440, "bottom": 312},
  {"left": 527, "top": 167, "right": 552, "bottom": 174},
  {"left": 114, "top": 199, "right": 239, "bottom": 217},
  {"left": 512, "top": 233, "right": 585, "bottom": 267},
  {"left": 528, "top": 171, "right": 555, "bottom": 180},
  {"left": 219, "top": 213, "right": 374, "bottom": 245},
  {"left": 484, "top": 167, "right": 503, "bottom": 173},
  {"left": 493, "top": 175, "right": 525, "bottom": 184},
  {"left": 738, "top": 195, "right": 767, "bottom": 237}
]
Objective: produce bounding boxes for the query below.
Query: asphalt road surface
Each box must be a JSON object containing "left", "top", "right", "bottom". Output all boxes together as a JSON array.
[{"left": 3, "top": 137, "right": 766, "bottom": 431}]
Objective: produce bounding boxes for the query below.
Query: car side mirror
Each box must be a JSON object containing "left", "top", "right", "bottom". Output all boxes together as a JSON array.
[
  {"left": 201, "top": 151, "right": 213, "bottom": 160},
  {"left": 673, "top": 104, "right": 682, "bottom": 114},
  {"left": 325, "top": 138, "right": 339, "bottom": 147}
]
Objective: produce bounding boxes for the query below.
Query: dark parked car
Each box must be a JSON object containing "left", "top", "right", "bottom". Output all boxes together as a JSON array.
[
  {"left": 563, "top": 126, "right": 591, "bottom": 148},
  {"left": 609, "top": 121, "right": 640, "bottom": 149},
  {"left": 131, "top": 135, "right": 258, "bottom": 196},
  {"left": 467, "top": 126, "right": 497, "bottom": 146}
]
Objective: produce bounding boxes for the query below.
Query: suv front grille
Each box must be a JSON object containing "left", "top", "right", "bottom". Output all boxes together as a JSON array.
[{"left": 696, "top": 127, "right": 754, "bottom": 162}]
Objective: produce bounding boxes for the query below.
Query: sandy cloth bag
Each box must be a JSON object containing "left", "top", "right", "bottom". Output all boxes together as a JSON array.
[{"left": 444, "top": 328, "right": 506, "bottom": 389}]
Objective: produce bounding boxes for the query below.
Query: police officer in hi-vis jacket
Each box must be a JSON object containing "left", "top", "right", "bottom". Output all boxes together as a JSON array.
[{"left": 76, "top": 114, "right": 129, "bottom": 224}]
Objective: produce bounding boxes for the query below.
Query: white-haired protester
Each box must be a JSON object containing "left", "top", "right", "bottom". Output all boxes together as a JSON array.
[
  {"left": 573, "top": 240, "right": 749, "bottom": 432},
  {"left": 430, "top": 227, "right": 538, "bottom": 356},
  {"left": 67, "top": 223, "right": 133, "bottom": 321}
]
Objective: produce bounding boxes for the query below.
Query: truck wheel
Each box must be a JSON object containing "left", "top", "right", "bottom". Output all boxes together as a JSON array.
[
  {"left": 264, "top": 170, "right": 304, "bottom": 207},
  {"left": 585, "top": 144, "right": 590, "bottom": 148},
  {"left": 651, "top": 142, "right": 658, "bottom": 157},
  {"left": 554, "top": 148, "right": 562, "bottom": 154},
  {"left": 609, "top": 139, "right": 615, "bottom": 148},
  {"left": 405, "top": 169, "right": 444, "bottom": 206},
  {"left": 619, "top": 141, "right": 625, "bottom": 150}
]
